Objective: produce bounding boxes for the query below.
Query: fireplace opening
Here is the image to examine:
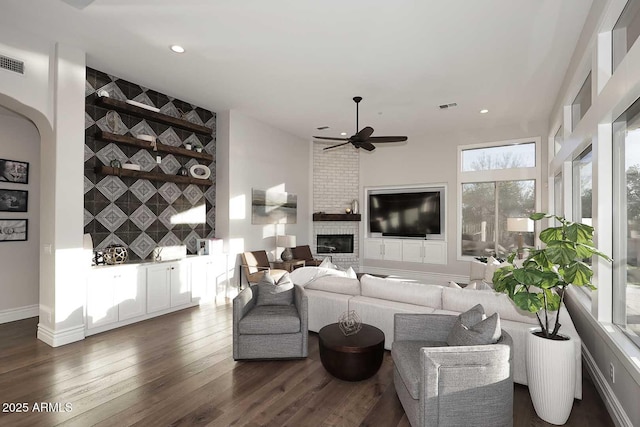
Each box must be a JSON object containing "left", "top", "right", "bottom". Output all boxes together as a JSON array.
[{"left": 317, "top": 234, "right": 354, "bottom": 254}]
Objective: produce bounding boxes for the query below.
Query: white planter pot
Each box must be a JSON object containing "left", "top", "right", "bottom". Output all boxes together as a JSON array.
[{"left": 526, "top": 328, "right": 576, "bottom": 425}]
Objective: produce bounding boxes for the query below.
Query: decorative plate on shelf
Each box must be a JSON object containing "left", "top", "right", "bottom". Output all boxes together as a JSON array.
[{"left": 189, "top": 164, "right": 211, "bottom": 180}]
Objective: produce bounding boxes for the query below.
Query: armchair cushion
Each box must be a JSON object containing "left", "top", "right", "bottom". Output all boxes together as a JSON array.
[
  {"left": 447, "top": 312, "right": 501, "bottom": 346},
  {"left": 256, "top": 272, "right": 294, "bottom": 306},
  {"left": 238, "top": 305, "right": 301, "bottom": 334},
  {"left": 392, "top": 340, "right": 446, "bottom": 399}
]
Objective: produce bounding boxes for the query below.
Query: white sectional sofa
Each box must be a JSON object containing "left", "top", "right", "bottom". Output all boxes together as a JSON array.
[{"left": 292, "top": 267, "right": 583, "bottom": 399}]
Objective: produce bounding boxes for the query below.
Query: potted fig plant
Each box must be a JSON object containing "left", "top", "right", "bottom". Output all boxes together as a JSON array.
[{"left": 493, "top": 212, "right": 611, "bottom": 425}]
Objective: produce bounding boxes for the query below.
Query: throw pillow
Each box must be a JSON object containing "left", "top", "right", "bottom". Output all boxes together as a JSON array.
[
  {"left": 256, "top": 272, "right": 294, "bottom": 306},
  {"left": 345, "top": 266, "right": 357, "bottom": 279},
  {"left": 483, "top": 256, "right": 501, "bottom": 284},
  {"left": 447, "top": 313, "right": 502, "bottom": 346},
  {"left": 448, "top": 281, "right": 462, "bottom": 289},
  {"left": 319, "top": 257, "right": 338, "bottom": 269},
  {"left": 457, "top": 303, "right": 485, "bottom": 327}
]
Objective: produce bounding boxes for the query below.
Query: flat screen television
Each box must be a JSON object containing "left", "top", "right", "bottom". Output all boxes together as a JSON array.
[{"left": 368, "top": 189, "right": 444, "bottom": 238}]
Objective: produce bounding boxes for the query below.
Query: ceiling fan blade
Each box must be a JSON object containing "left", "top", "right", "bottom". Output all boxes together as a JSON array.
[
  {"left": 313, "top": 136, "right": 350, "bottom": 141},
  {"left": 368, "top": 136, "right": 408, "bottom": 143},
  {"left": 356, "top": 126, "right": 374, "bottom": 140},
  {"left": 323, "top": 142, "right": 351, "bottom": 151},
  {"left": 359, "top": 142, "right": 376, "bottom": 151}
]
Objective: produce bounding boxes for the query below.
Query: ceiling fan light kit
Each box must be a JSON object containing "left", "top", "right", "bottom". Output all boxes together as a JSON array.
[{"left": 313, "top": 97, "right": 408, "bottom": 152}]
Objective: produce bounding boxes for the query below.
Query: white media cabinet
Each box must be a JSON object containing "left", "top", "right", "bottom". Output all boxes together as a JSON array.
[
  {"left": 363, "top": 238, "right": 447, "bottom": 265},
  {"left": 85, "top": 254, "right": 228, "bottom": 336}
]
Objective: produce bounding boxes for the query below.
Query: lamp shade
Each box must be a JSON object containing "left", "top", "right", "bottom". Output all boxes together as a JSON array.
[
  {"left": 276, "top": 235, "right": 296, "bottom": 248},
  {"left": 507, "top": 217, "right": 534, "bottom": 233}
]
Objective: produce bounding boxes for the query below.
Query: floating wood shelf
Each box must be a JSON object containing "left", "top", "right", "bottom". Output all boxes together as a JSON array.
[
  {"left": 95, "top": 166, "right": 212, "bottom": 186},
  {"left": 313, "top": 213, "right": 361, "bottom": 222},
  {"left": 95, "top": 97, "right": 213, "bottom": 136},
  {"left": 96, "top": 131, "right": 213, "bottom": 161}
]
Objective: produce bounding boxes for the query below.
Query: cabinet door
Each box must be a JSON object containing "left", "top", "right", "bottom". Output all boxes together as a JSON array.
[
  {"left": 170, "top": 262, "right": 191, "bottom": 307},
  {"left": 383, "top": 239, "right": 403, "bottom": 261},
  {"left": 401, "top": 240, "right": 424, "bottom": 263},
  {"left": 190, "top": 259, "right": 208, "bottom": 301},
  {"left": 146, "top": 264, "right": 171, "bottom": 313},
  {"left": 364, "top": 239, "right": 384, "bottom": 260},
  {"left": 423, "top": 241, "right": 447, "bottom": 265},
  {"left": 117, "top": 266, "right": 146, "bottom": 321},
  {"left": 86, "top": 270, "right": 118, "bottom": 329}
]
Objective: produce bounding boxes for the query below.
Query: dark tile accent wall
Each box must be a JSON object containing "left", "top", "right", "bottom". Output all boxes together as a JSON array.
[{"left": 84, "top": 67, "right": 216, "bottom": 261}]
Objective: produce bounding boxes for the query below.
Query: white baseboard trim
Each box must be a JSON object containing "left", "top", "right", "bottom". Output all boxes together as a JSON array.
[
  {"left": 0, "top": 304, "right": 39, "bottom": 324},
  {"left": 37, "top": 323, "right": 85, "bottom": 347},
  {"left": 582, "top": 344, "right": 633, "bottom": 427},
  {"left": 359, "top": 266, "right": 467, "bottom": 286}
]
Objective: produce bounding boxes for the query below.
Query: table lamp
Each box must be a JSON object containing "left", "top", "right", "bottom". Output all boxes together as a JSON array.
[
  {"left": 507, "top": 217, "right": 534, "bottom": 259},
  {"left": 277, "top": 235, "right": 296, "bottom": 261}
]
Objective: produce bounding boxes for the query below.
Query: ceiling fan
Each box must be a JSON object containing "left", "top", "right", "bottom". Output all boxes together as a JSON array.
[{"left": 314, "top": 96, "right": 408, "bottom": 152}]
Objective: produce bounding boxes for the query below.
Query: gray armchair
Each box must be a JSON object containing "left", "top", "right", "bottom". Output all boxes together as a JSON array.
[
  {"left": 392, "top": 313, "right": 513, "bottom": 427},
  {"left": 233, "top": 284, "right": 308, "bottom": 360}
]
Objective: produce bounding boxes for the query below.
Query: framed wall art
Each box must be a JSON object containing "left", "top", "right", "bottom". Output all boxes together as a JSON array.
[
  {"left": 0, "top": 189, "right": 28, "bottom": 212},
  {"left": 0, "top": 219, "right": 28, "bottom": 242},
  {"left": 0, "top": 158, "right": 29, "bottom": 184},
  {"left": 251, "top": 189, "right": 297, "bottom": 224}
]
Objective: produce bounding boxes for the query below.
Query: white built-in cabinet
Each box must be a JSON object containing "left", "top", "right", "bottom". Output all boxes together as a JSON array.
[
  {"left": 364, "top": 238, "right": 403, "bottom": 261},
  {"left": 146, "top": 261, "right": 191, "bottom": 312},
  {"left": 363, "top": 238, "right": 447, "bottom": 265},
  {"left": 190, "top": 255, "right": 228, "bottom": 301},
  {"left": 401, "top": 240, "right": 447, "bottom": 265},
  {"left": 85, "top": 255, "right": 227, "bottom": 335},
  {"left": 86, "top": 264, "right": 145, "bottom": 329}
]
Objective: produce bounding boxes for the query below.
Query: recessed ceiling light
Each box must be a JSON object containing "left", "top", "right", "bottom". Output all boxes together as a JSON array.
[
  {"left": 170, "top": 45, "right": 185, "bottom": 54},
  {"left": 480, "top": 109, "right": 489, "bottom": 114},
  {"left": 340, "top": 132, "right": 347, "bottom": 136}
]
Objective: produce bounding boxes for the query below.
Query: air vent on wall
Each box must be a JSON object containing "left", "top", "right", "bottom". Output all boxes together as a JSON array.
[{"left": 0, "top": 55, "right": 24, "bottom": 75}]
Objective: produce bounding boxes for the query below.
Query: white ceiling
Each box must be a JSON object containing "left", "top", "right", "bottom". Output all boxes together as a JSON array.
[{"left": 1, "top": 0, "right": 592, "bottom": 141}]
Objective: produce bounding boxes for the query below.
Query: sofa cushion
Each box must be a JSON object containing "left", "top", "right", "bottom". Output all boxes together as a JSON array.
[
  {"left": 392, "top": 340, "right": 448, "bottom": 399},
  {"left": 442, "top": 287, "right": 538, "bottom": 324},
  {"left": 305, "top": 276, "right": 360, "bottom": 295},
  {"left": 256, "top": 272, "right": 294, "bottom": 306},
  {"left": 238, "top": 305, "right": 301, "bottom": 334},
  {"left": 289, "top": 266, "right": 349, "bottom": 286},
  {"left": 447, "top": 312, "right": 501, "bottom": 346},
  {"left": 360, "top": 274, "right": 443, "bottom": 308}
]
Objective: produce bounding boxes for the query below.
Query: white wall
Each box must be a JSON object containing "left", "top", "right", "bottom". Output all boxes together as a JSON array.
[
  {"left": 359, "top": 121, "right": 548, "bottom": 279},
  {"left": 0, "top": 108, "right": 40, "bottom": 321},
  {"left": 217, "top": 110, "right": 311, "bottom": 283}
]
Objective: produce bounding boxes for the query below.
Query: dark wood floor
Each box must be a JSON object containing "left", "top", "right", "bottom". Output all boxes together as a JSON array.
[{"left": 0, "top": 299, "right": 614, "bottom": 427}]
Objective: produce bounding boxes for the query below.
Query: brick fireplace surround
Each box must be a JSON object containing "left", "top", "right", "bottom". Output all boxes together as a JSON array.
[{"left": 312, "top": 143, "right": 360, "bottom": 269}]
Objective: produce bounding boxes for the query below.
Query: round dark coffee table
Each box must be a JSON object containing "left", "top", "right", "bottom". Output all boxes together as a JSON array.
[{"left": 318, "top": 323, "right": 385, "bottom": 381}]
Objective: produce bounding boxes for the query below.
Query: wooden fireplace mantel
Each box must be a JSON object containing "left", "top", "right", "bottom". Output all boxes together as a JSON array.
[{"left": 313, "top": 213, "right": 361, "bottom": 222}]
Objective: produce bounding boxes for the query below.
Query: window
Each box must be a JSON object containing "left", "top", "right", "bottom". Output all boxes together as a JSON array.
[
  {"left": 459, "top": 140, "right": 538, "bottom": 258},
  {"left": 571, "top": 72, "right": 592, "bottom": 131},
  {"left": 613, "top": 0, "right": 640, "bottom": 72},
  {"left": 461, "top": 181, "right": 535, "bottom": 257},
  {"left": 554, "top": 172, "right": 564, "bottom": 217},
  {"left": 461, "top": 142, "right": 535, "bottom": 171},
  {"left": 613, "top": 97, "right": 640, "bottom": 346},
  {"left": 573, "top": 146, "right": 593, "bottom": 226},
  {"left": 554, "top": 126, "right": 564, "bottom": 155}
]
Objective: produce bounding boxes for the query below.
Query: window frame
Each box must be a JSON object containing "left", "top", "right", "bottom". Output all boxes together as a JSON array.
[{"left": 457, "top": 137, "right": 542, "bottom": 261}]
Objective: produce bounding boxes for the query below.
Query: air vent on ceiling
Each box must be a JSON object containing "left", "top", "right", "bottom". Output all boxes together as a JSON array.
[
  {"left": 0, "top": 55, "right": 24, "bottom": 75},
  {"left": 439, "top": 103, "right": 457, "bottom": 109},
  {"left": 316, "top": 126, "right": 329, "bottom": 130}
]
